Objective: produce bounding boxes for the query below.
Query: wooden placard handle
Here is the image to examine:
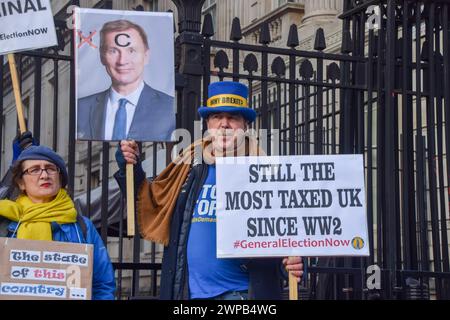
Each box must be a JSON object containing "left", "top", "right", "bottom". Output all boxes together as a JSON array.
[
  {"left": 126, "top": 163, "right": 135, "bottom": 236},
  {"left": 289, "top": 257, "right": 299, "bottom": 300},
  {"left": 7, "top": 54, "right": 27, "bottom": 133}
]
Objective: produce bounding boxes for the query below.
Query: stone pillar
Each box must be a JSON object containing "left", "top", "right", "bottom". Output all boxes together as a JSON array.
[
  {"left": 302, "top": 0, "right": 342, "bottom": 25},
  {"left": 297, "top": 0, "right": 343, "bottom": 49},
  {"left": 172, "top": 0, "right": 206, "bottom": 135}
]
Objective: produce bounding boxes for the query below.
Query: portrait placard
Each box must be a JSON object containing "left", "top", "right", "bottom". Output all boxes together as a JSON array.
[
  {"left": 0, "top": 0, "right": 57, "bottom": 54},
  {"left": 75, "top": 8, "right": 175, "bottom": 142}
]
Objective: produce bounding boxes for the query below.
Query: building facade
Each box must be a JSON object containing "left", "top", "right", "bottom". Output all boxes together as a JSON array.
[{"left": 2, "top": 0, "right": 447, "bottom": 300}]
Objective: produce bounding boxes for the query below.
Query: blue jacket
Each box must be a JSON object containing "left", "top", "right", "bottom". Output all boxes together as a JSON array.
[{"left": 5, "top": 216, "right": 116, "bottom": 300}]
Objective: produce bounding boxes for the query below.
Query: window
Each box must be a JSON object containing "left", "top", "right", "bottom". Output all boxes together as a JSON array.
[
  {"left": 148, "top": 0, "right": 158, "bottom": 11},
  {"left": 90, "top": 170, "right": 100, "bottom": 189},
  {"left": 203, "top": 0, "right": 216, "bottom": 8},
  {"left": 132, "top": 0, "right": 158, "bottom": 11},
  {"left": 21, "top": 96, "right": 30, "bottom": 130},
  {"left": 250, "top": 1, "right": 258, "bottom": 22},
  {"left": 202, "top": 0, "right": 217, "bottom": 38},
  {"left": 1, "top": 115, "right": 5, "bottom": 175},
  {"left": 278, "top": 0, "right": 295, "bottom": 6}
]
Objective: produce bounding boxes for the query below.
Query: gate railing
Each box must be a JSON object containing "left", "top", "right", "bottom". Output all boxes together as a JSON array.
[
  {"left": 1, "top": 0, "right": 449, "bottom": 300},
  {"left": 193, "top": 0, "right": 450, "bottom": 300}
]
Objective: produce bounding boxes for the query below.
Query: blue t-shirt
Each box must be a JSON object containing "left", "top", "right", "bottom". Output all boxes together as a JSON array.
[{"left": 187, "top": 165, "right": 249, "bottom": 299}]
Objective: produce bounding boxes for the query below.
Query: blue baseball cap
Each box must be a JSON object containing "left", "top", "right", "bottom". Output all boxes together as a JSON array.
[{"left": 198, "top": 81, "right": 257, "bottom": 123}]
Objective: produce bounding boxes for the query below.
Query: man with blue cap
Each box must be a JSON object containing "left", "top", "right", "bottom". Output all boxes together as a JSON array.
[
  {"left": 0, "top": 141, "right": 116, "bottom": 300},
  {"left": 116, "top": 81, "right": 303, "bottom": 300}
]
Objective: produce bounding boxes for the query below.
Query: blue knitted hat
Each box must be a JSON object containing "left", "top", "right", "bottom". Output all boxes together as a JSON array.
[
  {"left": 198, "top": 81, "right": 257, "bottom": 123},
  {"left": 15, "top": 145, "right": 68, "bottom": 187}
]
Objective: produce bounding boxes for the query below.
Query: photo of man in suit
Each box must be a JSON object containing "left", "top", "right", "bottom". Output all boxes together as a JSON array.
[{"left": 77, "top": 19, "right": 175, "bottom": 141}]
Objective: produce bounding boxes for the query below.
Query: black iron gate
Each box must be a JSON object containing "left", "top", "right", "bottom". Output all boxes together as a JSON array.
[
  {"left": 0, "top": 0, "right": 449, "bottom": 300},
  {"left": 184, "top": 0, "right": 450, "bottom": 300}
]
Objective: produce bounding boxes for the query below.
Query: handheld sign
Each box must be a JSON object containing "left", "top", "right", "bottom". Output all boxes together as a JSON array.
[
  {"left": 0, "top": 238, "right": 93, "bottom": 300},
  {"left": 217, "top": 155, "right": 369, "bottom": 300},
  {"left": 0, "top": 0, "right": 57, "bottom": 54},
  {"left": 0, "top": 0, "right": 57, "bottom": 134},
  {"left": 74, "top": 8, "right": 176, "bottom": 236},
  {"left": 216, "top": 155, "right": 369, "bottom": 258},
  {"left": 74, "top": 8, "right": 175, "bottom": 142}
]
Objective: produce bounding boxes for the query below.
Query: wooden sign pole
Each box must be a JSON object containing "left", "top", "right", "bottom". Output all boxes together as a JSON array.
[
  {"left": 289, "top": 271, "right": 298, "bottom": 300},
  {"left": 7, "top": 54, "right": 27, "bottom": 134},
  {"left": 126, "top": 163, "right": 135, "bottom": 236},
  {"left": 10, "top": 51, "right": 137, "bottom": 236},
  {"left": 288, "top": 256, "right": 299, "bottom": 300}
]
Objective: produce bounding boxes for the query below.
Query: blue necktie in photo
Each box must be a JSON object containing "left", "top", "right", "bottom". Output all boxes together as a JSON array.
[{"left": 112, "top": 98, "right": 128, "bottom": 140}]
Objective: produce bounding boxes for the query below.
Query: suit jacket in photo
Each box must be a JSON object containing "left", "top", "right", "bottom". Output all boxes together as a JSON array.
[{"left": 77, "top": 84, "right": 175, "bottom": 141}]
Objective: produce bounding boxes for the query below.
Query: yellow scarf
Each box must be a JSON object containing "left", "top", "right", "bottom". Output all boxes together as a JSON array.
[{"left": 0, "top": 189, "right": 77, "bottom": 241}]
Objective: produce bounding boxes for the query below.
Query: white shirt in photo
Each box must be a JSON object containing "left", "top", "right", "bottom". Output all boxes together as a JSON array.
[{"left": 104, "top": 81, "right": 144, "bottom": 140}]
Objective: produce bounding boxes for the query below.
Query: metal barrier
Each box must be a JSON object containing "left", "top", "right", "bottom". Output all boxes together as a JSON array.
[{"left": 0, "top": 0, "right": 449, "bottom": 300}]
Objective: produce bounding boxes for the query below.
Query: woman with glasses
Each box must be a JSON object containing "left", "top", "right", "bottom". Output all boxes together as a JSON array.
[{"left": 0, "top": 145, "right": 115, "bottom": 300}]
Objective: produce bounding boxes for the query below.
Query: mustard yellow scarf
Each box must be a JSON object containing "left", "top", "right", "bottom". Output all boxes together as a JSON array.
[{"left": 0, "top": 189, "right": 77, "bottom": 241}]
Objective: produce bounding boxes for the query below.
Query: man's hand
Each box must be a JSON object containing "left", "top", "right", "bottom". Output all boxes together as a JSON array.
[
  {"left": 282, "top": 256, "right": 303, "bottom": 282},
  {"left": 114, "top": 140, "right": 146, "bottom": 192},
  {"left": 119, "top": 140, "right": 139, "bottom": 165}
]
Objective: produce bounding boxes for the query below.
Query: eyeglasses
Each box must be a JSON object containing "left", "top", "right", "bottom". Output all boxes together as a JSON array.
[{"left": 22, "top": 166, "right": 60, "bottom": 176}]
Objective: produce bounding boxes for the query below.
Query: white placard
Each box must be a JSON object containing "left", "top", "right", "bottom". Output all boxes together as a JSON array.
[
  {"left": 0, "top": 282, "right": 66, "bottom": 299},
  {"left": 10, "top": 266, "right": 66, "bottom": 282},
  {"left": 10, "top": 250, "right": 41, "bottom": 263},
  {"left": 74, "top": 8, "right": 176, "bottom": 142},
  {"left": 0, "top": 0, "right": 57, "bottom": 55},
  {"left": 43, "top": 252, "right": 88, "bottom": 266},
  {"left": 69, "top": 287, "right": 87, "bottom": 300},
  {"left": 216, "top": 155, "right": 370, "bottom": 258},
  {"left": 0, "top": 238, "right": 93, "bottom": 300}
]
